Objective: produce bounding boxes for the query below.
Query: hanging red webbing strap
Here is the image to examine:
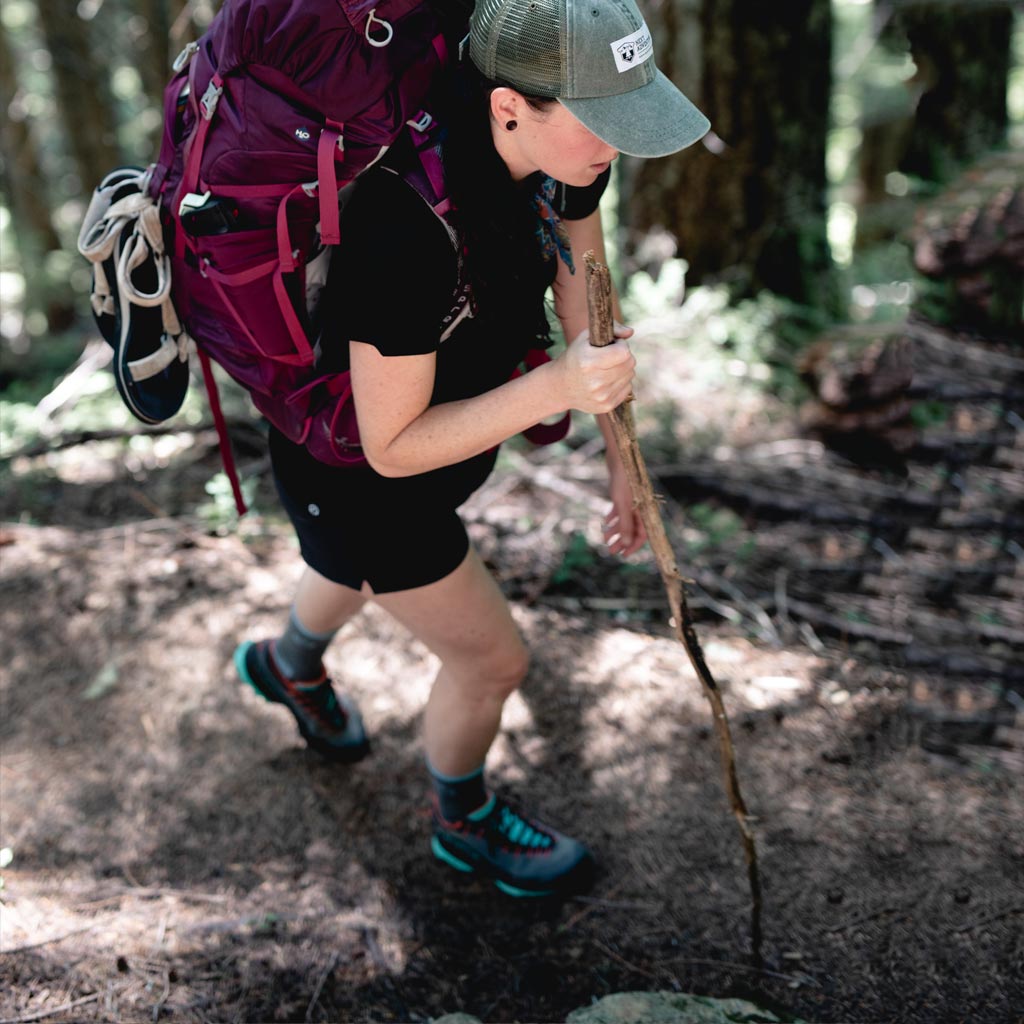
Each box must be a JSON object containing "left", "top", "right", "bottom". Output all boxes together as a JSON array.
[
  {"left": 318, "top": 120, "right": 345, "bottom": 245},
  {"left": 197, "top": 348, "right": 248, "bottom": 516}
]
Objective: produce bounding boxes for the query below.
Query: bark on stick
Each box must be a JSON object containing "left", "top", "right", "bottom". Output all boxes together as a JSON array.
[{"left": 585, "top": 250, "right": 763, "bottom": 961}]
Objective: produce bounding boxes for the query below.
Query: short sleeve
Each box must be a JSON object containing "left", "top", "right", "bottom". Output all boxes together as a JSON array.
[
  {"left": 322, "top": 170, "right": 457, "bottom": 358},
  {"left": 555, "top": 166, "right": 612, "bottom": 221}
]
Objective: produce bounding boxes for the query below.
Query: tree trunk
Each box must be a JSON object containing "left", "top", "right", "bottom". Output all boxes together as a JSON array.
[
  {"left": 0, "top": 20, "right": 62, "bottom": 256},
  {"left": 623, "top": 0, "right": 834, "bottom": 307},
  {"left": 170, "top": 0, "right": 220, "bottom": 50},
  {"left": 135, "top": 0, "right": 174, "bottom": 115},
  {"left": 0, "top": 19, "right": 75, "bottom": 328},
  {"left": 890, "top": 0, "right": 1013, "bottom": 185},
  {"left": 34, "top": 0, "right": 123, "bottom": 194}
]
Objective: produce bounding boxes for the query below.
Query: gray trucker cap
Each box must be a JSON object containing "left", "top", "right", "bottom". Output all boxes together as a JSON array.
[{"left": 469, "top": 0, "right": 710, "bottom": 158}]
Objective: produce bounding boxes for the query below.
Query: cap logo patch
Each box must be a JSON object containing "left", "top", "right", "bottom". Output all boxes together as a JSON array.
[{"left": 610, "top": 22, "right": 653, "bottom": 74}]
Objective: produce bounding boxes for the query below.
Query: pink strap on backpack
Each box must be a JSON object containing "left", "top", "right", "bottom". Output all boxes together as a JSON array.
[
  {"left": 318, "top": 120, "right": 345, "bottom": 246},
  {"left": 174, "top": 65, "right": 224, "bottom": 261},
  {"left": 197, "top": 348, "right": 247, "bottom": 515}
]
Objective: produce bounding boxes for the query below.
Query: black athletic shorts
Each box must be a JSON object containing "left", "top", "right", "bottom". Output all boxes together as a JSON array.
[{"left": 268, "top": 427, "right": 499, "bottom": 594}]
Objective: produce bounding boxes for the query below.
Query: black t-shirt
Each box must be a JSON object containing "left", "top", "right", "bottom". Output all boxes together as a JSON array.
[
  {"left": 320, "top": 159, "right": 610, "bottom": 400},
  {"left": 273, "top": 156, "right": 609, "bottom": 512}
]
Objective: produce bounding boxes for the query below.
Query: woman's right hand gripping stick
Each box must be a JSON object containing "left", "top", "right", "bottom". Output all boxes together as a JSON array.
[{"left": 557, "top": 324, "right": 636, "bottom": 415}]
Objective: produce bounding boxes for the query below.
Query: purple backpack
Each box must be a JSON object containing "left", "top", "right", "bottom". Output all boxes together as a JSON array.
[{"left": 80, "top": 0, "right": 567, "bottom": 513}]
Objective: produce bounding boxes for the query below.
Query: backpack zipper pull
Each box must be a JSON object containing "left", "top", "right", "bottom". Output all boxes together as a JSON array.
[
  {"left": 172, "top": 41, "right": 199, "bottom": 72},
  {"left": 365, "top": 9, "right": 394, "bottom": 48}
]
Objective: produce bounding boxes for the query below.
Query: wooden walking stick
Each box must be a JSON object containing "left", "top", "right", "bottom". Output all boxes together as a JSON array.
[{"left": 585, "top": 251, "right": 763, "bottom": 962}]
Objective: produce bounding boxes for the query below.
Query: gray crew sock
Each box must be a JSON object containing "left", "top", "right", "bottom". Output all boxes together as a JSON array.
[
  {"left": 427, "top": 759, "right": 489, "bottom": 822},
  {"left": 272, "top": 606, "right": 338, "bottom": 681}
]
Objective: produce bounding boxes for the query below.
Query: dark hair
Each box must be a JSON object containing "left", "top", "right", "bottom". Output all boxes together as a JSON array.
[{"left": 437, "top": 59, "right": 558, "bottom": 338}]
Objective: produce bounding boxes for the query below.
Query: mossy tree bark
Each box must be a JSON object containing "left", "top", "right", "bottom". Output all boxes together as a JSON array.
[{"left": 623, "top": 0, "right": 834, "bottom": 307}]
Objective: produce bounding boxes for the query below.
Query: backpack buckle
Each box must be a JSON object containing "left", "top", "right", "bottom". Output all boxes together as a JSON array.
[
  {"left": 200, "top": 81, "right": 223, "bottom": 121},
  {"left": 178, "top": 190, "right": 211, "bottom": 218},
  {"left": 407, "top": 111, "right": 434, "bottom": 134}
]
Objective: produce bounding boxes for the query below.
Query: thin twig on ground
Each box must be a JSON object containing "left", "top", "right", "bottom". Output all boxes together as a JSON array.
[
  {"left": 0, "top": 992, "right": 100, "bottom": 1024},
  {"left": 825, "top": 904, "right": 911, "bottom": 932},
  {"left": 592, "top": 939, "right": 662, "bottom": 982},
  {"left": 1, "top": 924, "right": 97, "bottom": 955},
  {"left": 953, "top": 905, "right": 1024, "bottom": 933},
  {"left": 306, "top": 952, "right": 341, "bottom": 1022},
  {"left": 659, "top": 955, "right": 822, "bottom": 987}
]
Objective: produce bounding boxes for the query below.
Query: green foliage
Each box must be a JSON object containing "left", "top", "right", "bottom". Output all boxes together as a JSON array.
[
  {"left": 197, "top": 471, "right": 257, "bottom": 534},
  {"left": 637, "top": 398, "right": 687, "bottom": 464},
  {"left": 717, "top": 292, "right": 830, "bottom": 402},
  {"left": 910, "top": 400, "right": 951, "bottom": 431},
  {"left": 0, "top": 328, "right": 90, "bottom": 400},
  {"left": 0, "top": 377, "right": 130, "bottom": 455},
  {"left": 552, "top": 531, "right": 597, "bottom": 586},
  {"left": 1011, "top": 10, "right": 1024, "bottom": 148},
  {"left": 626, "top": 282, "right": 827, "bottom": 406},
  {"left": 684, "top": 503, "right": 753, "bottom": 562}
]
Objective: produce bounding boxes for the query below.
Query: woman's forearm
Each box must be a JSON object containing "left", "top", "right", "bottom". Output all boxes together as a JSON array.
[{"left": 368, "top": 360, "right": 566, "bottom": 477}]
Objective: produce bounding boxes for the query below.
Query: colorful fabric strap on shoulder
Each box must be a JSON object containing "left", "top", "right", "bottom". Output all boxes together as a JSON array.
[{"left": 533, "top": 175, "right": 575, "bottom": 274}]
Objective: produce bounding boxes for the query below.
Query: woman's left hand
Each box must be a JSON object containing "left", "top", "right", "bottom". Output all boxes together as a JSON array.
[{"left": 603, "top": 461, "right": 647, "bottom": 557}]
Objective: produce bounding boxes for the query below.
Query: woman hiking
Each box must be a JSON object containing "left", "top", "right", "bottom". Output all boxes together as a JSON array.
[{"left": 234, "top": 0, "right": 709, "bottom": 898}]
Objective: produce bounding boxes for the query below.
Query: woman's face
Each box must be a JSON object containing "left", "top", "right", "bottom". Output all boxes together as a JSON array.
[{"left": 492, "top": 90, "right": 618, "bottom": 186}]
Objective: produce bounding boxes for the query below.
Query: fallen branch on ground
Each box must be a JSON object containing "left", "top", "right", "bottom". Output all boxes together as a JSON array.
[{"left": 1, "top": 420, "right": 264, "bottom": 463}]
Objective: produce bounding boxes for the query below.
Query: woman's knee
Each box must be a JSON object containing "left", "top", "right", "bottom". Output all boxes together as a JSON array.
[
  {"left": 450, "top": 637, "right": 530, "bottom": 699},
  {"left": 496, "top": 639, "right": 530, "bottom": 694}
]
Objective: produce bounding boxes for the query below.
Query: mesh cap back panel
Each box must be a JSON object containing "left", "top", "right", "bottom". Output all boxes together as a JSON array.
[{"left": 471, "top": 0, "right": 565, "bottom": 97}]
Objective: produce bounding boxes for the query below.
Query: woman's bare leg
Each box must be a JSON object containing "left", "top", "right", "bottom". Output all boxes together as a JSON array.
[
  {"left": 292, "top": 565, "right": 368, "bottom": 634},
  {"left": 371, "top": 546, "right": 528, "bottom": 777},
  {"left": 373, "top": 545, "right": 593, "bottom": 893}
]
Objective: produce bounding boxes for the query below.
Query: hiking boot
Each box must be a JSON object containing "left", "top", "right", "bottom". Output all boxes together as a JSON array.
[
  {"left": 234, "top": 640, "right": 369, "bottom": 763},
  {"left": 431, "top": 794, "right": 595, "bottom": 897}
]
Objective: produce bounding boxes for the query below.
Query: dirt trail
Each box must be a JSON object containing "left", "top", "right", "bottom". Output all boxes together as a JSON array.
[{"left": 2, "top": 318, "right": 1022, "bottom": 1022}]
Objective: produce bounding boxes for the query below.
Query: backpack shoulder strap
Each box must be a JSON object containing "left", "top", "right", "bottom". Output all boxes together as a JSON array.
[
  {"left": 391, "top": 115, "right": 457, "bottom": 238},
  {"left": 383, "top": 121, "right": 474, "bottom": 341}
]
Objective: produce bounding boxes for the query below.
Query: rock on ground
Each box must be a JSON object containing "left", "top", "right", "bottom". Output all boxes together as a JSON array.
[{"left": 434, "top": 990, "right": 795, "bottom": 1024}]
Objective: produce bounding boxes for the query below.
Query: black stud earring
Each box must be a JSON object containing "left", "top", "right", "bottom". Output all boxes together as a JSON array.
[{"left": 506, "top": 119, "right": 518, "bottom": 131}]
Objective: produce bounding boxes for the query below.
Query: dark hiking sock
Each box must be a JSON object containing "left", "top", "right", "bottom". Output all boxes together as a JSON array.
[
  {"left": 427, "top": 760, "right": 489, "bottom": 822},
  {"left": 272, "top": 606, "right": 337, "bottom": 682}
]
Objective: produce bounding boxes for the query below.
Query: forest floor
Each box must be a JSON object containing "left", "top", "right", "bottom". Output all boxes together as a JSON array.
[{"left": 1, "top": 312, "right": 1022, "bottom": 1023}]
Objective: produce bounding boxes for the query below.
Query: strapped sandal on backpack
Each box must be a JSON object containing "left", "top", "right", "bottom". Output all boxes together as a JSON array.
[{"left": 77, "top": 166, "right": 192, "bottom": 425}]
